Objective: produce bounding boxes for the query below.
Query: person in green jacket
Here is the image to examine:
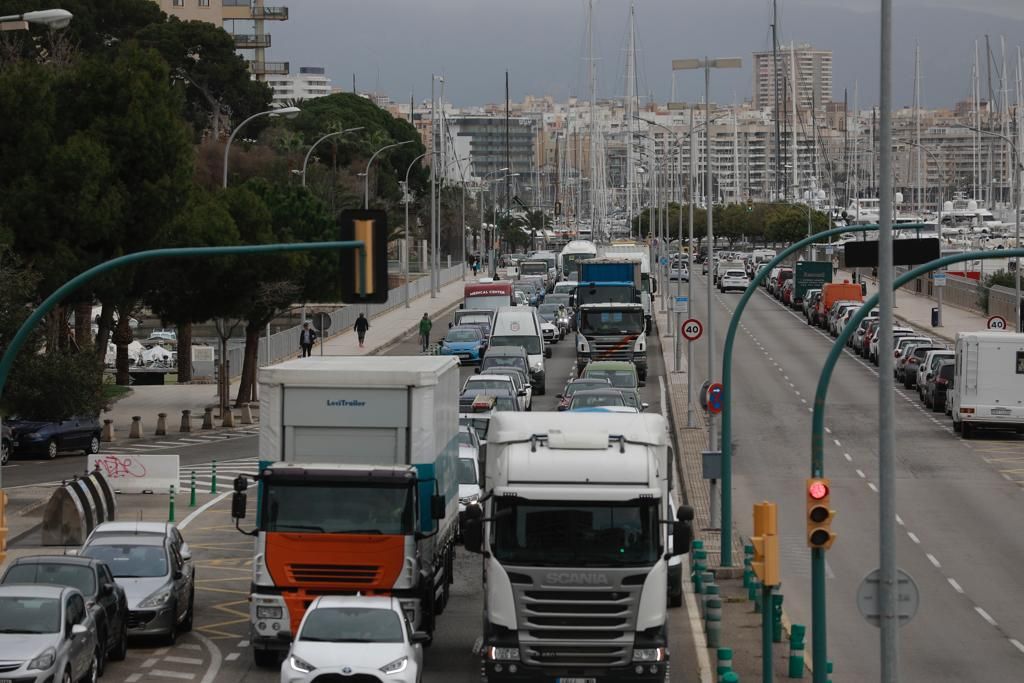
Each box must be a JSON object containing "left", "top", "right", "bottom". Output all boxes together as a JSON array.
[{"left": 418, "top": 313, "right": 433, "bottom": 352}]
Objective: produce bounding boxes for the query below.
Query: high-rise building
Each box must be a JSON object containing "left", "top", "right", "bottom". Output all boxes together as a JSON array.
[
  {"left": 266, "top": 67, "right": 332, "bottom": 105},
  {"left": 152, "top": 0, "right": 289, "bottom": 79},
  {"left": 753, "top": 44, "right": 832, "bottom": 112}
]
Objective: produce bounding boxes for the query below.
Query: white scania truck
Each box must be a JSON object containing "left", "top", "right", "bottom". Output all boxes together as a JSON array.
[{"left": 462, "top": 412, "right": 693, "bottom": 683}]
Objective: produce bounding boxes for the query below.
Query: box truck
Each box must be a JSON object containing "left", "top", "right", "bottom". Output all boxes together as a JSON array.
[{"left": 950, "top": 331, "right": 1024, "bottom": 438}]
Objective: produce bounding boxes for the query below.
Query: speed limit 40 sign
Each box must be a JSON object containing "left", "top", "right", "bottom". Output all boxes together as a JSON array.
[
  {"left": 682, "top": 318, "right": 704, "bottom": 341},
  {"left": 987, "top": 315, "right": 1008, "bottom": 330}
]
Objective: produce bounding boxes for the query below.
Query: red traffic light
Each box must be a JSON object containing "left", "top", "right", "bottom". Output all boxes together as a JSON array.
[{"left": 808, "top": 480, "right": 829, "bottom": 500}]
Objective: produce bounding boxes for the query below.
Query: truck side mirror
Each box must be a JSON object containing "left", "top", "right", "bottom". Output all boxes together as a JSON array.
[
  {"left": 677, "top": 504, "right": 695, "bottom": 522},
  {"left": 430, "top": 495, "right": 446, "bottom": 520},
  {"left": 672, "top": 519, "right": 694, "bottom": 556},
  {"left": 463, "top": 506, "right": 483, "bottom": 554},
  {"left": 231, "top": 491, "right": 247, "bottom": 520}
]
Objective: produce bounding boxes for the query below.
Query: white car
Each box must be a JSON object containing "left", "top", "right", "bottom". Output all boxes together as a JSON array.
[
  {"left": 483, "top": 367, "right": 532, "bottom": 411},
  {"left": 281, "top": 596, "right": 426, "bottom": 683},
  {"left": 540, "top": 320, "right": 559, "bottom": 344},
  {"left": 719, "top": 269, "right": 750, "bottom": 293},
  {"left": 457, "top": 454, "right": 482, "bottom": 537}
]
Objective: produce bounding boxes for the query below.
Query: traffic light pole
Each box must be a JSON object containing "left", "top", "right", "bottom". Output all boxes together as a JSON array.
[
  {"left": 811, "top": 246, "right": 1024, "bottom": 683},
  {"left": 719, "top": 222, "right": 890, "bottom": 567}
]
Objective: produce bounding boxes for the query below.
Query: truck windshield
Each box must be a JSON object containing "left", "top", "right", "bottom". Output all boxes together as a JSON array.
[
  {"left": 489, "top": 335, "right": 542, "bottom": 355},
  {"left": 492, "top": 498, "right": 660, "bottom": 567},
  {"left": 263, "top": 482, "right": 414, "bottom": 535},
  {"left": 520, "top": 262, "right": 548, "bottom": 275},
  {"left": 576, "top": 285, "right": 635, "bottom": 305},
  {"left": 579, "top": 310, "right": 644, "bottom": 335}
]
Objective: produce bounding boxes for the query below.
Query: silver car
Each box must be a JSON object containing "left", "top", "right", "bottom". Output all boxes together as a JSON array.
[
  {"left": 80, "top": 535, "right": 194, "bottom": 644},
  {"left": 0, "top": 584, "right": 100, "bottom": 683},
  {"left": 84, "top": 521, "right": 195, "bottom": 584}
]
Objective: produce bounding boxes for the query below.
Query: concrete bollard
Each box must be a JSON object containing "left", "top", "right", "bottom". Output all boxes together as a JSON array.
[
  {"left": 704, "top": 596, "right": 722, "bottom": 648},
  {"left": 788, "top": 624, "right": 806, "bottom": 678},
  {"left": 155, "top": 412, "right": 167, "bottom": 436},
  {"left": 201, "top": 407, "right": 214, "bottom": 430},
  {"left": 772, "top": 591, "right": 785, "bottom": 643},
  {"left": 179, "top": 409, "right": 192, "bottom": 433},
  {"left": 222, "top": 407, "right": 235, "bottom": 428},
  {"left": 129, "top": 416, "right": 143, "bottom": 439},
  {"left": 717, "top": 647, "right": 733, "bottom": 682},
  {"left": 101, "top": 419, "right": 115, "bottom": 443},
  {"left": 241, "top": 403, "right": 254, "bottom": 425}
]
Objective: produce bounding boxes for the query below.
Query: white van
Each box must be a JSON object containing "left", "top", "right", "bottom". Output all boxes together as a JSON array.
[
  {"left": 950, "top": 331, "right": 1024, "bottom": 438},
  {"left": 489, "top": 306, "right": 551, "bottom": 395}
]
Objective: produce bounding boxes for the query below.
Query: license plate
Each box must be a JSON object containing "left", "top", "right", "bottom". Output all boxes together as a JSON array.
[
  {"left": 991, "top": 407, "right": 1012, "bottom": 416},
  {"left": 558, "top": 679, "right": 596, "bottom": 683}
]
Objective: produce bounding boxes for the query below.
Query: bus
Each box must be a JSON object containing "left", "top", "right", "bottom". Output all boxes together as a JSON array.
[
  {"left": 464, "top": 280, "right": 515, "bottom": 311},
  {"left": 559, "top": 240, "right": 598, "bottom": 279}
]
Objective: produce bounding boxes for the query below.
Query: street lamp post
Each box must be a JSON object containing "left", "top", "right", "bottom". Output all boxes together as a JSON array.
[
  {"left": 403, "top": 152, "right": 428, "bottom": 308},
  {"left": 223, "top": 105, "right": 301, "bottom": 188},
  {"left": 363, "top": 140, "right": 413, "bottom": 209},
  {"left": 673, "top": 56, "right": 742, "bottom": 535},
  {"left": 0, "top": 8, "right": 72, "bottom": 29},
  {"left": 301, "top": 127, "right": 364, "bottom": 187},
  {"left": 480, "top": 169, "right": 512, "bottom": 275}
]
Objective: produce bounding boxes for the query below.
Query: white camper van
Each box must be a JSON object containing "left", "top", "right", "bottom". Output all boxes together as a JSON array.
[{"left": 950, "top": 331, "right": 1024, "bottom": 438}]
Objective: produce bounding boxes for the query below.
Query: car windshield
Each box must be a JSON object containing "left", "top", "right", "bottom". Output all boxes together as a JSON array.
[
  {"left": 457, "top": 457, "right": 478, "bottom": 485},
  {"left": 585, "top": 369, "right": 637, "bottom": 389},
  {"left": 481, "top": 356, "right": 528, "bottom": 373},
  {"left": 571, "top": 393, "right": 625, "bottom": 408},
  {"left": 299, "top": 607, "right": 404, "bottom": 644},
  {"left": 579, "top": 310, "right": 644, "bottom": 335},
  {"left": 459, "top": 416, "right": 490, "bottom": 441},
  {"left": 493, "top": 396, "right": 518, "bottom": 411},
  {"left": 492, "top": 498, "right": 660, "bottom": 567},
  {"left": 458, "top": 431, "right": 476, "bottom": 447},
  {"left": 3, "top": 563, "right": 96, "bottom": 598},
  {"left": 489, "top": 335, "right": 542, "bottom": 355},
  {"left": 466, "top": 379, "right": 510, "bottom": 392},
  {"left": 446, "top": 329, "right": 481, "bottom": 342},
  {"left": 0, "top": 597, "right": 61, "bottom": 634},
  {"left": 82, "top": 544, "right": 167, "bottom": 578},
  {"left": 538, "top": 305, "right": 561, "bottom": 317},
  {"left": 458, "top": 315, "right": 491, "bottom": 325},
  {"left": 565, "top": 381, "right": 610, "bottom": 396},
  {"left": 263, "top": 482, "right": 414, "bottom": 535},
  {"left": 725, "top": 271, "right": 746, "bottom": 278}
]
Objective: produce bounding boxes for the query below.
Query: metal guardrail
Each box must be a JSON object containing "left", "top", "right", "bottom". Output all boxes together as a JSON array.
[
  {"left": 247, "top": 60, "right": 289, "bottom": 75},
  {"left": 222, "top": 265, "right": 463, "bottom": 378}
]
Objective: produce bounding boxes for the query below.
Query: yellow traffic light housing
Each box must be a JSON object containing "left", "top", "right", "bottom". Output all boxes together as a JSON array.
[
  {"left": 0, "top": 489, "right": 8, "bottom": 566},
  {"left": 340, "top": 209, "right": 389, "bottom": 304},
  {"left": 806, "top": 478, "right": 836, "bottom": 549},
  {"left": 751, "top": 501, "right": 780, "bottom": 586}
]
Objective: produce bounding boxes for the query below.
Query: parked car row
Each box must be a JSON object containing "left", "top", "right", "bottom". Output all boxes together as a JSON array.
[{"left": 2, "top": 416, "right": 102, "bottom": 465}]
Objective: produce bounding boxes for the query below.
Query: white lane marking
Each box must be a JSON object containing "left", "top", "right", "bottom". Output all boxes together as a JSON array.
[
  {"left": 795, "top": 390, "right": 801, "bottom": 396},
  {"left": 225, "top": 653, "right": 240, "bottom": 662},
  {"left": 177, "top": 491, "right": 232, "bottom": 529},
  {"left": 907, "top": 532, "right": 921, "bottom": 544},
  {"left": 856, "top": 469, "right": 866, "bottom": 478},
  {"left": 784, "top": 375, "right": 790, "bottom": 380},
  {"left": 180, "top": 644, "right": 202, "bottom": 651},
  {"left": 788, "top": 382, "right": 795, "bottom": 388},
  {"left": 825, "top": 427, "right": 832, "bottom": 434},
  {"left": 976, "top": 607, "right": 998, "bottom": 627},
  {"left": 178, "top": 438, "right": 208, "bottom": 443},
  {"left": 195, "top": 629, "right": 224, "bottom": 683},
  {"left": 843, "top": 452, "right": 852, "bottom": 462},
  {"left": 142, "top": 658, "right": 160, "bottom": 668},
  {"left": 867, "top": 482, "right": 879, "bottom": 493},
  {"left": 147, "top": 671, "right": 195, "bottom": 681},
  {"left": 126, "top": 675, "right": 142, "bottom": 683},
  {"left": 895, "top": 514, "right": 904, "bottom": 526},
  {"left": 164, "top": 656, "right": 204, "bottom": 665},
  {"left": 926, "top": 553, "right": 941, "bottom": 568},
  {"left": 237, "top": 640, "right": 249, "bottom": 648},
  {"left": 948, "top": 578, "right": 964, "bottom": 594},
  {"left": 1010, "top": 639, "right": 1024, "bottom": 654},
  {"left": 801, "top": 398, "right": 808, "bottom": 404},
  {"left": 833, "top": 438, "right": 842, "bottom": 447},
  {"left": 156, "top": 441, "right": 183, "bottom": 446}
]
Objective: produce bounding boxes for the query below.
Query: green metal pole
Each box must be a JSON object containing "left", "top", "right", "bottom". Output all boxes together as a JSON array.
[
  {"left": 168, "top": 484, "right": 175, "bottom": 523},
  {"left": 763, "top": 584, "right": 773, "bottom": 683},
  {"left": 719, "top": 222, "right": 894, "bottom": 566},
  {"left": 807, "top": 247, "right": 1024, "bottom": 683},
  {"left": 189, "top": 470, "right": 196, "bottom": 507}
]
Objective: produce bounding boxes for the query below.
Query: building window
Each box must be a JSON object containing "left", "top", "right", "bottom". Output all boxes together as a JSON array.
[
  {"left": 199, "top": 0, "right": 209, "bottom": 5},
  {"left": 172, "top": 0, "right": 184, "bottom": 6}
]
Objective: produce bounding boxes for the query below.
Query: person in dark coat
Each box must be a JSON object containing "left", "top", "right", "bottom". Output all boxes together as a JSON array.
[
  {"left": 299, "top": 322, "right": 317, "bottom": 357},
  {"left": 354, "top": 313, "right": 370, "bottom": 348}
]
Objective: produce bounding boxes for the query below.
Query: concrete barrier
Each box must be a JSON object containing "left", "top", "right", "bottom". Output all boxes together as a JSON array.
[
  {"left": 179, "top": 409, "right": 191, "bottom": 433},
  {"left": 201, "top": 407, "right": 213, "bottom": 430},
  {"left": 88, "top": 453, "right": 180, "bottom": 495},
  {"left": 222, "top": 407, "right": 235, "bottom": 428},
  {"left": 241, "top": 403, "right": 254, "bottom": 425},
  {"left": 101, "top": 419, "right": 115, "bottom": 443},
  {"left": 155, "top": 412, "right": 167, "bottom": 436},
  {"left": 129, "top": 416, "right": 143, "bottom": 439},
  {"left": 41, "top": 470, "right": 117, "bottom": 546}
]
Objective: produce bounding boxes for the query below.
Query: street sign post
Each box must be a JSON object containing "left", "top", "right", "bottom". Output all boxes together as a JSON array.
[
  {"left": 313, "top": 312, "right": 332, "bottom": 357},
  {"left": 682, "top": 318, "right": 703, "bottom": 341},
  {"left": 660, "top": 255, "right": 669, "bottom": 267},
  {"left": 857, "top": 568, "right": 919, "bottom": 627},
  {"left": 987, "top": 315, "right": 1008, "bottom": 330},
  {"left": 673, "top": 296, "right": 690, "bottom": 315},
  {"left": 933, "top": 272, "right": 947, "bottom": 287}
]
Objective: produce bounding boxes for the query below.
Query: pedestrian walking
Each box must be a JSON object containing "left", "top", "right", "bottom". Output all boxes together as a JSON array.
[
  {"left": 299, "top": 322, "right": 317, "bottom": 357},
  {"left": 472, "top": 259, "right": 480, "bottom": 276},
  {"left": 418, "top": 313, "right": 433, "bottom": 353},
  {"left": 354, "top": 313, "right": 370, "bottom": 348}
]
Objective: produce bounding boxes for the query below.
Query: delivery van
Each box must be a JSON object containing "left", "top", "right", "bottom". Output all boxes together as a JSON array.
[
  {"left": 950, "top": 331, "right": 1024, "bottom": 438},
  {"left": 489, "top": 306, "right": 550, "bottom": 395}
]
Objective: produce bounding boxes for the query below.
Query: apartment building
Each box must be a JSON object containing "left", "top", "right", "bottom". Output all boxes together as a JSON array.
[
  {"left": 753, "top": 44, "right": 832, "bottom": 112},
  {"left": 266, "top": 66, "right": 332, "bottom": 105}
]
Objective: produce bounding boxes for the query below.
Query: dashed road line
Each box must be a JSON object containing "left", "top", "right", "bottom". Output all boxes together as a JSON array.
[
  {"left": 949, "top": 578, "right": 965, "bottom": 594},
  {"left": 926, "top": 553, "right": 941, "bottom": 568},
  {"left": 907, "top": 531, "right": 921, "bottom": 544},
  {"left": 976, "top": 607, "right": 998, "bottom": 627}
]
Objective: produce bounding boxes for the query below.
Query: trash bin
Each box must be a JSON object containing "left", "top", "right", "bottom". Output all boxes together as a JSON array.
[
  {"left": 931, "top": 307, "right": 939, "bottom": 327},
  {"left": 861, "top": 282, "right": 868, "bottom": 296}
]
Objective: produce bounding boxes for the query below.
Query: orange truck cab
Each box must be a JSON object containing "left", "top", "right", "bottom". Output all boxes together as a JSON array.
[
  {"left": 233, "top": 356, "right": 460, "bottom": 667},
  {"left": 817, "top": 281, "right": 864, "bottom": 322}
]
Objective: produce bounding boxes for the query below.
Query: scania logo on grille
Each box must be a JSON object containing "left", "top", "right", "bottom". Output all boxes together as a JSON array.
[
  {"left": 342, "top": 666, "right": 353, "bottom": 674},
  {"left": 545, "top": 572, "right": 610, "bottom": 585}
]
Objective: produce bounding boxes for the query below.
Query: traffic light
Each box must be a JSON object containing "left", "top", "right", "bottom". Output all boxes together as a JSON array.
[
  {"left": 806, "top": 478, "right": 836, "bottom": 549},
  {"left": 339, "top": 209, "right": 389, "bottom": 304},
  {"left": 0, "top": 489, "right": 8, "bottom": 566},
  {"left": 751, "top": 501, "right": 779, "bottom": 586}
]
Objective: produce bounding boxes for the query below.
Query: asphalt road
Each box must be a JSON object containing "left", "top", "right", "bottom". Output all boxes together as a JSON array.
[
  {"left": 52, "top": 302, "right": 700, "bottom": 683},
  {"left": 686, "top": 271, "right": 1024, "bottom": 681}
]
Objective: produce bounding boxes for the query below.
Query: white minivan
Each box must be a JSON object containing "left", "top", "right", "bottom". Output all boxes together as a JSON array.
[
  {"left": 950, "top": 331, "right": 1024, "bottom": 438},
  {"left": 489, "top": 306, "right": 551, "bottom": 395}
]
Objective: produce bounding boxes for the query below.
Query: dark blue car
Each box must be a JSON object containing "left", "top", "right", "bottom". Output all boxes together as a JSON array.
[
  {"left": 7, "top": 416, "right": 102, "bottom": 460},
  {"left": 439, "top": 325, "right": 488, "bottom": 365}
]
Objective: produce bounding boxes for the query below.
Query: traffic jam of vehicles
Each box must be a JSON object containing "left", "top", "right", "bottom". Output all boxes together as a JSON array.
[{"left": 206, "top": 240, "right": 695, "bottom": 683}]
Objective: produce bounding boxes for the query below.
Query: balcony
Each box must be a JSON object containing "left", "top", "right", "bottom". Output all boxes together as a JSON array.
[
  {"left": 247, "top": 60, "right": 289, "bottom": 76},
  {"left": 234, "top": 33, "right": 271, "bottom": 49},
  {"left": 252, "top": 5, "right": 288, "bottom": 20}
]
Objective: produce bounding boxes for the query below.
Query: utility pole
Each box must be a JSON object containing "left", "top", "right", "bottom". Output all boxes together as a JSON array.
[{"left": 430, "top": 74, "right": 437, "bottom": 298}]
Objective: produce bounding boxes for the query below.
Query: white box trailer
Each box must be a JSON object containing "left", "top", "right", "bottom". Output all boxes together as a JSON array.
[{"left": 950, "top": 331, "right": 1024, "bottom": 438}]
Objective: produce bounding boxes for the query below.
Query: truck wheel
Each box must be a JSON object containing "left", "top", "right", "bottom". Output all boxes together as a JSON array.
[
  {"left": 952, "top": 418, "right": 961, "bottom": 433},
  {"left": 669, "top": 590, "right": 683, "bottom": 608},
  {"left": 961, "top": 423, "right": 974, "bottom": 439},
  {"left": 536, "top": 384, "right": 545, "bottom": 396},
  {"left": 253, "top": 648, "right": 279, "bottom": 668}
]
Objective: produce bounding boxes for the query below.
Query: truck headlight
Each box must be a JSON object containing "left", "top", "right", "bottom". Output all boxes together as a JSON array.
[
  {"left": 459, "top": 494, "right": 480, "bottom": 506},
  {"left": 531, "top": 363, "right": 543, "bottom": 373},
  {"left": 632, "top": 647, "right": 665, "bottom": 662},
  {"left": 487, "top": 646, "right": 521, "bottom": 661}
]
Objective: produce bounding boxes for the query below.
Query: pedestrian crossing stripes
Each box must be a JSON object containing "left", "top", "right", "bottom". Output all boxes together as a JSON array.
[{"left": 98, "top": 428, "right": 259, "bottom": 455}]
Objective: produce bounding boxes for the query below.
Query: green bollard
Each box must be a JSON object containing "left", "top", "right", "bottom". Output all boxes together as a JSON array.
[
  {"left": 189, "top": 470, "right": 196, "bottom": 507},
  {"left": 210, "top": 459, "right": 217, "bottom": 494},
  {"left": 748, "top": 577, "right": 760, "bottom": 602},
  {"left": 716, "top": 647, "right": 733, "bottom": 681},
  {"left": 788, "top": 624, "right": 806, "bottom": 679},
  {"left": 722, "top": 672, "right": 739, "bottom": 683},
  {"left": 752, "top": 580, "right": 762, "bottom": 612},
  {"left": 168, "top": 484, "right": 175, "bottom": 523},
  {"left": 692, "top": 539, "right": 704, "bottom": 551},
  {"left": 772, "top": 591, "right": 784, "bottom": 643},
  {"left": 704, "top": 597, "right": 722, "bottom": 648},
  {"left": 827, "top": 660, "right": 833, "bottom": 683},
  {"left": 743, "top": 562, "right": 753, "bottom": 589}
]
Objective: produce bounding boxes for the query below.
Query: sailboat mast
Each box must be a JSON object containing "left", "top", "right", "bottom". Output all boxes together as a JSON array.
[
  {"left": 625, "top": 2, "right": 636, "bottom": 237},
  {"left": 974, "top": 41, "right": 981, "bottom": 201},
  {"left": 790, "top": 41, "right": 798, "bottom": 201},
  {"left": 733, "top": 99, "right": 740, "bottom": 203},
  {"left": 914, "top": 44, "right": 921, "bottom": 213},
  {"left": 771, "top": 0, "right": 781, "bottom": 200},
  {"left": 587, "top": 0, "right": 598, "bottom": 237},
  {"left": 853, "top": 82, "right": 860, "bottom": 217}
]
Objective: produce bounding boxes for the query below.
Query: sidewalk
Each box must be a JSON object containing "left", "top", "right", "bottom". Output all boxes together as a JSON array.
[
  {"left": 101, "top": 276, "right": 468, "bottom": 434},
  {"left": 836, "top": 268, "right": 989, "bottom": 343}
]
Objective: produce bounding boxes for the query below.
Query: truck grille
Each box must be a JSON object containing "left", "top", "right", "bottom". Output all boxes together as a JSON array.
[
  {"left": 513, "top": 579, "right": 640, "bottom": 667},
  {"left": 286, "top": 563, "right": 380, "bottom": 585},
  {"left": 587, "top": 336, "right": 637, "bottom": 362}
]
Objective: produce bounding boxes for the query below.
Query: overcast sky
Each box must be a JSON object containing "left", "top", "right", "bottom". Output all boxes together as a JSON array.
[{"left": 272, "top": 0, "right": 1024, "bottom": 109}]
